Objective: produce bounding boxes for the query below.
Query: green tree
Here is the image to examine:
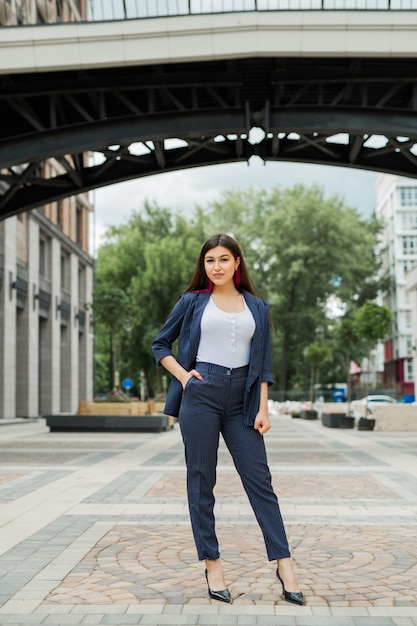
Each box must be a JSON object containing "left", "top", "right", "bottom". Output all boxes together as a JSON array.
[
  {"left": 263, "top": 185, "right": 383, "bottom": 393},
  {"left": 332, "top": 314, "right": 364, "bottom": 407},
  {"left": 304, "top": 340, "right": 331, "bottom": 402},
  {"left": 93, "top": 185, "right": 384, "bottom": 400},
  {"left": 92, "top": 284, "right": 132, "bottom": 392},
  {"left": 355, "top": 301, "right": 392, "bottom": 396},
  {"left": 93, "top": 201, "right": 205, "bottom": 397},
  {"left": 127, "top": 233, "right": 201, "bottom": 396},
  {"left": 202, "top": 184, "right": 383, "bottom": 393}
]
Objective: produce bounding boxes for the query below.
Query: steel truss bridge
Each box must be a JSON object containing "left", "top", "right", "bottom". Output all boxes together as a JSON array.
[{"left": 2, "top": 7, "right": 417, "bottom": 219}]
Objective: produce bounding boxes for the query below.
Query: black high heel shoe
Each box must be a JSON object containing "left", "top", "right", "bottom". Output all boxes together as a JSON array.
[
  {"left": 205, "top": 569, "right": 231, "bottom": 603},
  {"left": 276, "top": 569, "right": 304, "bottom": 606}
]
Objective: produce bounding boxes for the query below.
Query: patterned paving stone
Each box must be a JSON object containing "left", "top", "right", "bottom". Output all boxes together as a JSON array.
[
  {"left": 219, "top": 450, "right": 349, "bottom": 465},
  {"left": 0, "top": 470, "right": 71, "bottom": 502},
  {"left": 45, "top": 523, "right": 417, "bottom": 608},
  {"left": 0, "top": 473, "right": 26, "bottom": 484},
  {"left": 2, "top": 417, "right": 417, "bottom": 625},
  {"left": 146, "top": 473, "right": 401, "bottom": 501},
  {"left": 0, "top": 439, "right": 130, "bottom": 466},
  {"left": 0, "top": 451, "right": 88, "bottom": 464},
  {"left": 0, "top": 440, "right": 122, "bottom": 449}
]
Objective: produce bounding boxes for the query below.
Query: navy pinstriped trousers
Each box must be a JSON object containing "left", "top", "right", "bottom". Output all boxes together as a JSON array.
[{"left": 178, "top": 361, "right": 291, "bottom": 562}]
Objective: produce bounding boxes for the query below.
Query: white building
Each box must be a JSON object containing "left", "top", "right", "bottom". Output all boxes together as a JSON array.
[
  {"left": 405, "top": 264, "right": 417, "bottom": 397},
  {"left": 376, "top": 173, "right": 417, "bottom": 398}
]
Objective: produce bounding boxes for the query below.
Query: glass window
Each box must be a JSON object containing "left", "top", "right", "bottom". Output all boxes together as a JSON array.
[
  {"left": 401, "top": 212, "right": 417, "bottom": 229},
  {"left": 403, "top": 260, "right": 417, "bottom": 276},
  {"left": 400, "top": 187, "right": 417, "bottom": 206},
  {"left": 57, "top": 199, "right": 65, "bottom": 230},
  {"left": 39, "top": 237, "right": 48, "bottom": 278},
  {"left": 405, "top": 359, "right": 414, "bottom": 382},
  {"left": 60, "top": 254, "right": 67, "bottom": 288},
  {"left": 406, "top": 336, "right": 414, "bottom": 355},
  {"left": 406, "top": 310, "right": 412, "bottom": 328},
  {"left": 402, "top": 236, "right": 417, "bottom": 255},
  {"left": 78, "top": 264, "right": 86, "bottom": 301}
]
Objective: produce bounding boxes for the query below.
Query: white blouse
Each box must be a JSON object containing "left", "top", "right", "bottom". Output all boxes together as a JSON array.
[{"left": 196, "top": 296, "right": 255, "bottom": 368}]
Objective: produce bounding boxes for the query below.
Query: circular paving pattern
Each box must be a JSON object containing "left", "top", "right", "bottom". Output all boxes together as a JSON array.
[{"left": 46, "top": 522, "right": 417, "bottom": 607}]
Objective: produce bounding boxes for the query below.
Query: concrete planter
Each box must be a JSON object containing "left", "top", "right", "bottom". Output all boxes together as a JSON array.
[
  {"left": 45, "top": 413, "right": 175, "bottom": 433},
  {"left": 357, "top": 417, "right": 376, "bottom": 431},
  {"left": 322, "top": 413, "right": 356, "bottom": 429},
  {"left": 78, "top": 400, "right": 146, "bottom": 415},
  {"left": 338, "top": 415, "right": 355, "bottom": 429},
  {"left": 369, "top": 405, "right": 417, "bottom": 431},
  {"left": 321, "top": 413, "right": 343, "bottom": 428},
  {"left": 301, "top": 409, "right": 318, "bottom": 420}
]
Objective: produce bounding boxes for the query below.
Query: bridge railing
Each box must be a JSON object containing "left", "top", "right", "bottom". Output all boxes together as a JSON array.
[
  {"left": 1, "top": 0, "right": 416, "bottom": 26},
  {"left": 90, "top": 1, "right": 417, "bottom": 21}
]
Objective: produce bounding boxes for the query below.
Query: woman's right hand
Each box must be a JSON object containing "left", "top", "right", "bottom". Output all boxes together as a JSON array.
[
  {"left": 181, "top": 369, "right": 203, "bottom": 390},
  {"left": 160, "top": 357, "right": 204, "bottom": 391}
]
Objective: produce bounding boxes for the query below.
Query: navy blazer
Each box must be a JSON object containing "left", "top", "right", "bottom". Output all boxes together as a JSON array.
[{"left": 151, "top": 290, "right": 273, "bottom": 426}]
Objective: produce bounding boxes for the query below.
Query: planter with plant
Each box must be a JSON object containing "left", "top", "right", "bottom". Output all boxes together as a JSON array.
[
  {"left": 355, "top": 301, "right": 392, "bottom": 427},
  {"left": 303, "top": 340, "right": 330, "bottom": 422}
]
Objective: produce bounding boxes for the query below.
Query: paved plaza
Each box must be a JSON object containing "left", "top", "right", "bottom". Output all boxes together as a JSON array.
[{"left": 0, "top": 409, "right": 416, "bottom": 626}]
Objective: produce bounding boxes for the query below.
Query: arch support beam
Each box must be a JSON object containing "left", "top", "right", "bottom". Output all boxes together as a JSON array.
[{"left": 1, "top": 56, "right": 417, "bottom": 218}]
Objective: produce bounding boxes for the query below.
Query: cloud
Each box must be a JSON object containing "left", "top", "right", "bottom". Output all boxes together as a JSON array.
[{"left": 90, "top": 160, "right": 379, "bottom": 251}]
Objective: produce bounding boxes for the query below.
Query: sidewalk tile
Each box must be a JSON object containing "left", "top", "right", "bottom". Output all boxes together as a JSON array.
[{"left": 1, "top": 416, "right": 416, "bottom": 625}]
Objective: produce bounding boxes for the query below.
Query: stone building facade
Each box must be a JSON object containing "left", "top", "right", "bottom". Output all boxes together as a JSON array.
[{"left": 0, "top": 0, "right": 93, "bottom": 419}]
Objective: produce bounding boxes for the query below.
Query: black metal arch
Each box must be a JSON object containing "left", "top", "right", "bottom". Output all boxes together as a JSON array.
[{"left": 1, "top": 56, "right": 417, "bottom": 219}]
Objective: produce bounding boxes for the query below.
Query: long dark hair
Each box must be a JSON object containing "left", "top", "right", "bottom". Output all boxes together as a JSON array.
[{"left": 184, "top": 233, "right": 262, "bottom": 297}]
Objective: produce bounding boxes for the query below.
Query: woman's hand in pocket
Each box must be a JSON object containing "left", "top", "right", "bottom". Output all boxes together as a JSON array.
[{"left": 181, "top": 369, "right": 203, "bottom": 390}]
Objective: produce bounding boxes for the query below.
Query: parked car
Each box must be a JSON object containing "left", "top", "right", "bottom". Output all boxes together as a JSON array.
[{"left": 351, "top": 394, "right": 397, "bottom": 416}]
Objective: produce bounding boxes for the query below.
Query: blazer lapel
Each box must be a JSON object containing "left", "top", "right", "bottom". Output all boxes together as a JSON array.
[{"left": 243, "top": 291, "right": 263, "bottom": 385}]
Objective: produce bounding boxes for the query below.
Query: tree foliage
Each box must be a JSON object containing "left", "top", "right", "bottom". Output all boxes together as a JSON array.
[
  {"left": 330, "top": 301, "right": 392, "bottom": 405},
  {"left": 355, "top": 301, "right": 392, "bottom": 347},
  {"left": 355, "top": 300, "right": 392, "bottom": 396},
  {"left": 331, "top": 313, "right": 365, "bottom": 405},
  {"left": 92, "top": 184, "right": 387, "bottom": 398},
  {"left": 92, "top": 201, "right": 204, "bottom": 396},
  {"left": 304, "top": 340, "right": 331, "bottom": 402}
]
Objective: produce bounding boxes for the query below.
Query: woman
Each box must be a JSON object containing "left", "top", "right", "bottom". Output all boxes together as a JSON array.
[{"left": 152, "top": 233, "right": 304, "bottom": 605}]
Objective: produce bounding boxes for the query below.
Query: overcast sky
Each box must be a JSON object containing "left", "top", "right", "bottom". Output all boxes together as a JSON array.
[{"left": 91, "top": 159, "right": 379, "bottom": 253}]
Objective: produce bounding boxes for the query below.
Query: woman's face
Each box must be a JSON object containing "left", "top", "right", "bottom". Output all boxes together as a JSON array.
[{"left": 204, "top": 246, "right": 240, "bottom": 287}]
